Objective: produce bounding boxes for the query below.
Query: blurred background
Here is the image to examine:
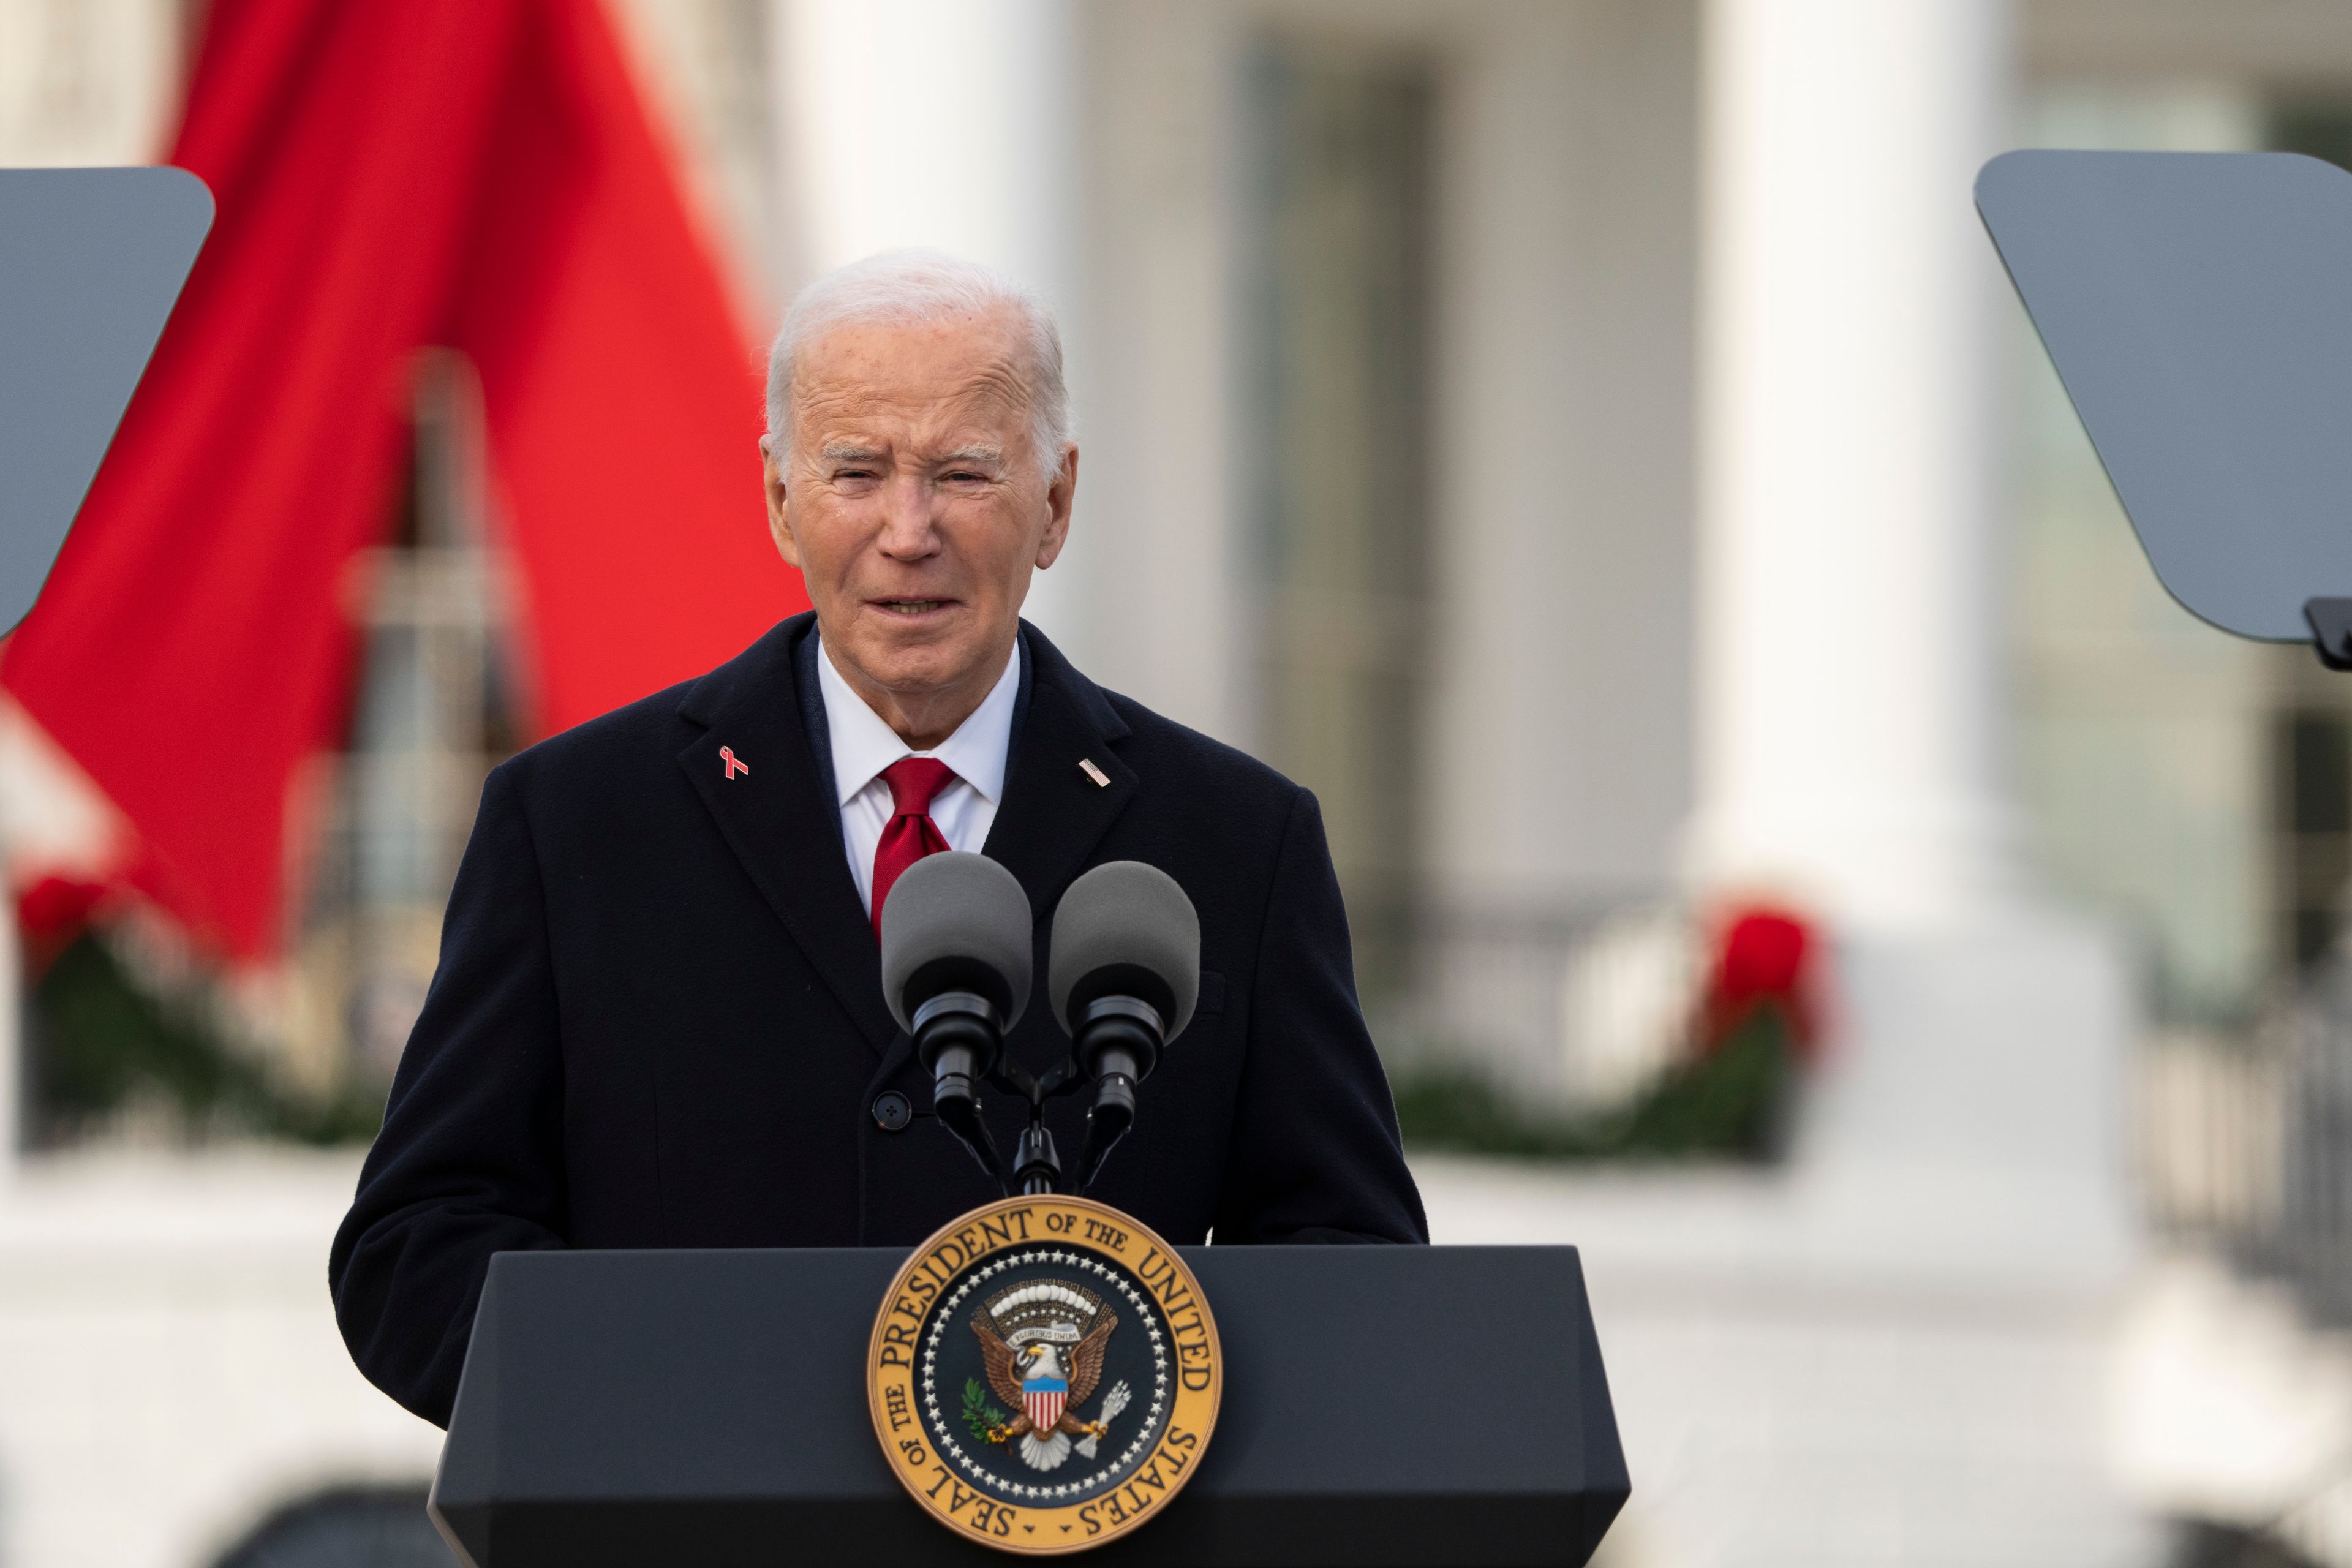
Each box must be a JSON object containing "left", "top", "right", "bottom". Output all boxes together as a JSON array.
[{"left": 7, "top": 0, "right": 2352, "bottom": 1564}]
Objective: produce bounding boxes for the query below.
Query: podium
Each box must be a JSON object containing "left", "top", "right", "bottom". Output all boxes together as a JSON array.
[{"left": 430, "top": 1245, "right": 1627, "bottom": 1566}]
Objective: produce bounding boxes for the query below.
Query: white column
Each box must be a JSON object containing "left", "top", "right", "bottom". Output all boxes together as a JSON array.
[
  {"left": 1077, "top": 3, "right": 1243, "bottom": 744},
  {"left": 769, "top": 0, "right": 1090, "bottom": 663},
  {"left": 1689, "top": 0, "right": 2014, "bottom": 931},
  {"left": 1692, "top": 0, "right": 2136, "bottom": 1275}
]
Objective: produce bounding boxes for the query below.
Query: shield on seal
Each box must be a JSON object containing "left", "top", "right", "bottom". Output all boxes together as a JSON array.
[{"left": 1023, "top": 1376, "right": 1068, "bottom": 1433}]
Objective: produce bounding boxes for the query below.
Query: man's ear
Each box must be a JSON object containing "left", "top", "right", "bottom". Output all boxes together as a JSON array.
[
  {"left": 761, "top": 435, "right": 804, "bottom": 568},
  {"left": 1033, "top": 443, "right": 1078, "bottom": 570}
]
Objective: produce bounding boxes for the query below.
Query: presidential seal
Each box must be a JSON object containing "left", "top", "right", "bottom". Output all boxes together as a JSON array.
[{"left": 868, "top": 1195, "right": 1221, "bottom": 1554}]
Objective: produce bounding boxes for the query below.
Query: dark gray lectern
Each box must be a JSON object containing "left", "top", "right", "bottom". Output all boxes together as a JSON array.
[{"left": 429, "top": 1246, "right": 1626, "bottom": 1567}]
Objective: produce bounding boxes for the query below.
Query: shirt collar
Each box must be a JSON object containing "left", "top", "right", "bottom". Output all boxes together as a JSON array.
[{"left": 813, "top": 633, "right": 1022, "bottom": 809}]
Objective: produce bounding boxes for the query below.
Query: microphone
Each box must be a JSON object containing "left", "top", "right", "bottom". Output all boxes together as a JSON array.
[
  {"left": 1048, "top": 861, "right": 1200, "bottom": 1189},
  {"left": 880, "top": 851, "right": 1034, "bottom": 1186}
]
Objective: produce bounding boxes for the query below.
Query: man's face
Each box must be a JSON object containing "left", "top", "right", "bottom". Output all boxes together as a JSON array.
[{"left": 763, "top": 311, "right": 1074, "bottom": 710}]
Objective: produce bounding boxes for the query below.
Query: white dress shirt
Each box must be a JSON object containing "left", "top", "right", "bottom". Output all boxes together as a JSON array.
[{"left": 816, "top": 633, "right": 1021, "bottom": 916}]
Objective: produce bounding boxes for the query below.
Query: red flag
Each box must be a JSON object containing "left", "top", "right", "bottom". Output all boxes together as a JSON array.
[{"left": 1, "top": 0, "right": 805, "bottom": 959}]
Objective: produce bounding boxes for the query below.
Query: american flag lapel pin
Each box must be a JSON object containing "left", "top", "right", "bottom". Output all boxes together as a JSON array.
[
  {"left": 1078, "top": 758, "right": 1110, "bottom": 788},
  {"left": 721, "top": 745, "right": 750, "bottom": 780}
]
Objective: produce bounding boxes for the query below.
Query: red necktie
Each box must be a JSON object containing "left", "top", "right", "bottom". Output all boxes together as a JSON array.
[{"left": 870, "top": 757, "right": 957, "bottom": 939}]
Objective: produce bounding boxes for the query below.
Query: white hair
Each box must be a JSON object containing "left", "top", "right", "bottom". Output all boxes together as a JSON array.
[{"left": 764, "top": 249, "right": 1071, "bottom": 481}]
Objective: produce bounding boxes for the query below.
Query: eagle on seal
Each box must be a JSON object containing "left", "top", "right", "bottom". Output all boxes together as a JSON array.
[{"left": 973, "top": 1308, "right": 1117, "bottom": 1472}]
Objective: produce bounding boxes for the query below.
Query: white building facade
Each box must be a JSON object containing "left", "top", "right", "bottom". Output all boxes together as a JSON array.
[{"left": 10, "top": 0, "right": 2352, "bottom": 1562}]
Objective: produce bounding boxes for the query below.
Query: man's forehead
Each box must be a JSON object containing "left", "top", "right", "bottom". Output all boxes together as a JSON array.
[
  {"left": 796, "top": 315, "right": 1030, "bottom": 412},
  {"left": 800, "top": 396, "right": 1019, "bottom": 459},
  {"left": 797, "top": 387, "right": 1027, "bottom": 462}
]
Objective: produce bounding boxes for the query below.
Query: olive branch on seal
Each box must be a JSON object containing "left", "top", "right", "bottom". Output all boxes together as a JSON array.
[{"left": 962, "top": 1378, "right": 1009, "bottom": 1443}]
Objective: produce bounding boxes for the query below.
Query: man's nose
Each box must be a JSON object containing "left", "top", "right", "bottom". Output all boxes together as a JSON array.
[{"left": 875, "top": 473, "right": 941, "bottom": 557}]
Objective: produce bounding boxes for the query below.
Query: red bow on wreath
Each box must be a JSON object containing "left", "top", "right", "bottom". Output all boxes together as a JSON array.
[{"left": 1697, "top": 904, "right": 1821, "bottom": 1063}]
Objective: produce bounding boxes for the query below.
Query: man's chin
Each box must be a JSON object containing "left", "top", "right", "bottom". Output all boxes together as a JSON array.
[{"left": 831, "top": 612, "right": 1003, "bottom": 694}]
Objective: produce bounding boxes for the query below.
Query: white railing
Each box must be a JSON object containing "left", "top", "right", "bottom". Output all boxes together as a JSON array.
[{"left": 1400, "top": 897, "right": 1695, "bottom": 1114}]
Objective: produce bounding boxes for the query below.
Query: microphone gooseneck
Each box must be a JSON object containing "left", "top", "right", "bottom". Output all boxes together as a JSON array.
[
  {"left": 1047, "top": 861, "right": 1201, "bottom": 1191},
  {"left": 911, "top": 990, "right": 997, "bottom": 1116},
  {"left": 879, "top": 851, "right": 1035, "bottom": 1189}
]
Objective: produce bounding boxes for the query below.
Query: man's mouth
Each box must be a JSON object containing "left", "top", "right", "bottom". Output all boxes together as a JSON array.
[{"left": 874, "top": 599, "right": 953, "bottom": 616}]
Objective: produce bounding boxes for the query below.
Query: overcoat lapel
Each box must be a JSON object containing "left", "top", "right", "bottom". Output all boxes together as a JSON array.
[
  {"left": 673, "top": 616, "right": 1135, "bottom": 1052},
  {"left": 676, "top": 614, "right": 897, "bottom": 1055},
  {"left": 985, "top": 624, "right": 1138, "bottom": 921}
]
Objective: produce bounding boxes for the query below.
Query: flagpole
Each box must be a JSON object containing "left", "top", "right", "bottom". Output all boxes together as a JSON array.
[{"left": 0, "top": 854, "right": 20, "bottom": 1192}]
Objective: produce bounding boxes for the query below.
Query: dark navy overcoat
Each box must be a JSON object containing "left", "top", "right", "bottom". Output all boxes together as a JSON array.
[{"left": 329, "top": 612, "right": 1426, "bottom": 1427}]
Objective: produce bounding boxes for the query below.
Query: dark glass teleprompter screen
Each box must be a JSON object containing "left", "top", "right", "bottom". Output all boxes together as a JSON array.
[
  {"left": 1978, "top": 149, "right": 2352, "bottom": 642},
  {"left": 0, "top": 167, "right": 210, "bottom": 633}
]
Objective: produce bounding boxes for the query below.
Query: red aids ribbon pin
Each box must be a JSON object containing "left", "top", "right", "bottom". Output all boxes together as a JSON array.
[{"left": 721, "top": 746, "right": 750, "bottom": 780}]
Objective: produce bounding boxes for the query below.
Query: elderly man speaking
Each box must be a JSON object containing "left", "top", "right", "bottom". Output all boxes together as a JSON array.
[{"left": 329, "top": 251, "right": 1427, "bottom": 1427}]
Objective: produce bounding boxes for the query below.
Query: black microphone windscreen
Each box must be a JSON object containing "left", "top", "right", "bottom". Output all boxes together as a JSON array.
[
  {"left": 1049, "top": 861, "right": 1201, "bottom": 1040},
  {"left": 879, "top": 851, "right": 1034, "bottom": 1033}
]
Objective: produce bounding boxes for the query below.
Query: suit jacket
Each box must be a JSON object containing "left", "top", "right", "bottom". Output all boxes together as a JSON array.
[{"left": 328, "top": 613, "right": 1427, "bottom": 1428}]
